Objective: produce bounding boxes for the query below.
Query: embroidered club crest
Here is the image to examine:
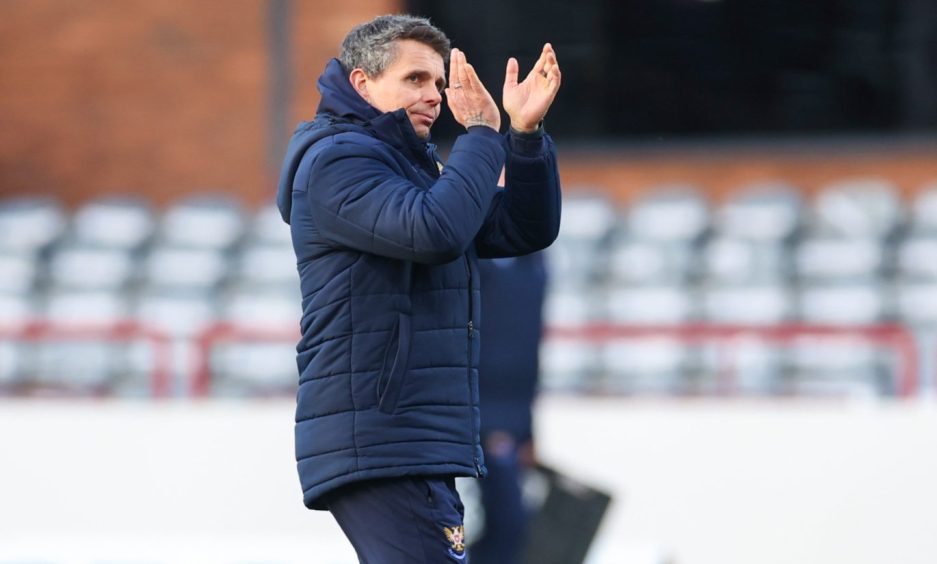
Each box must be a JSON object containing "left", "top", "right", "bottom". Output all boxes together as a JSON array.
[{"left": 444, "top": 524, "right": 466, "bottom": 557}]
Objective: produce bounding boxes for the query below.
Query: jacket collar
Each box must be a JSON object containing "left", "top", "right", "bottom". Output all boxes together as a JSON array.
[{"left": 315, "top": 59, "right": 438, "bottom": 172}]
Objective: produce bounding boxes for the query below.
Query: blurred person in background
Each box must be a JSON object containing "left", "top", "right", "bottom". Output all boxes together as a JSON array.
[
  {"left": 276, "top": 14, "right": 561, "bottom": 563},
  {"left": 473, "top": 252, "right": 548, "bottom": 564}
]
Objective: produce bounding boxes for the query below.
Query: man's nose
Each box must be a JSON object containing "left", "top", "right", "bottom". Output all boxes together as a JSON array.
[{"left": 425, "top": 85, "right": 442, "bottom": 105}]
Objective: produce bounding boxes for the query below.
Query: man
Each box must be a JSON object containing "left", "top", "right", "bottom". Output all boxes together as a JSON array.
[
  {"left": 473, "top": 252, "right": 547, "bottom": 564},
  {"left": 276, "top": 14, "right": 561, "bottom": 563}
]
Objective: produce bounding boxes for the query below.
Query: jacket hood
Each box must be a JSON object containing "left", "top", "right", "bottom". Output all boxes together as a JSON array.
[
  {"left": 277, "top": 59, "right": 372, "bottom": 224},
  {"left": 315, "top": 59, "right": 382, "bottom": 123},
  {"left": 276, "top": 58, "right": 435, "bottom": 224}
]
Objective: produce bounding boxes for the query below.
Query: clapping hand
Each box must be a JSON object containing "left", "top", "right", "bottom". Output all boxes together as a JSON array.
[
  {"left": 445, "top": 48, "right": 501, "bottom": 132},
  {"left": 503, "top": 43, "right": 562, "bottom": 133}
]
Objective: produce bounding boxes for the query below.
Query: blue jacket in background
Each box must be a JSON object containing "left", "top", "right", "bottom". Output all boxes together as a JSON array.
[
  {"left": 477, "top": 253, "right": 547, "bottom": 443},
  {"left": 276, "top": 59, "right": 561, "bottom": 510}
]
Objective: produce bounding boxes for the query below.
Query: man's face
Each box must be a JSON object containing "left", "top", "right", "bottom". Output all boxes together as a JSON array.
[{"left": 359, "top": 40, "right": 446, "bottom": 139}]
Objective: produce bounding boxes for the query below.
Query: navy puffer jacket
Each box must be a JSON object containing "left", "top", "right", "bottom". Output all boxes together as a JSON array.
[{"left": 276, "top": 59, "right": 561, "bottom": 510}]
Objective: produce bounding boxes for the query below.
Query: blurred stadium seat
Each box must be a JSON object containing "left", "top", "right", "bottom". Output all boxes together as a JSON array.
[
  {"left": 608, "top": 239, "right": 694, "bottom": 286},
  {"left": 810, "top": 178, "right": 903, "bottom": 239},
  {"left": 908, "top": 184, "right": 937, "bottom": 235},
  {"left": 797, "top": 283, "right": 889, "bottom": 325},
  {"left": 701, "top": 238, "right": 788, "bottom": 285},
  {"left": 0, "top": 253, "right": 38, "bottom": 294},
  {"left": 47, "top": 246, "right": 137, "bottom": 291},
  {"left": 795, "top": 237, "right": 885, "bottom": 282},
  {"left": 157, "top": 194, "right": 246, "bottom": 250},
  {"left": 134, "top": 290, "right": 217, "bottom": 338},
  {"left": 895, "top": 236, "right": 937, "bottom": 281},
  {"left": 715, "top": 182, "right": 803, "bottom": 243},
  {"left": 540, "top": 340, "right": 601, "bottom": 392},
  {"left": 0, "top": 197, "right": 67, "bottom": 253},
  {"left": 604, "top": 286, "right": 694, "bottom": 325},
  {"left": 70, "top": 196, "right": 156, "bottom": 250},
  {"left": 624, "top": 185, "right": 709, "bottom": 243},
  {"left": 601, "top": 338, "right": 689, "bottom": 395},
  {"left": 143, "top": 247, "right": 228, "bottom": 291},
  {"left": 700, "top": 284, "right": 793, "bottom": 325},
  {"left": 0, "top": 182, "right": 930, "bottom": 398}
]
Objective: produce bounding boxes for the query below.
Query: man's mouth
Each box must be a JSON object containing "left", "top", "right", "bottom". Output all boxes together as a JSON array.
[{"left": 412, "top": 112, "right": 435, "bottom": 125}]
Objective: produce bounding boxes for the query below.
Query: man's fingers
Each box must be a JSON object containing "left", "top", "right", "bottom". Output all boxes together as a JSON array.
[
  {"left": 546, "top": 66, "right": 561, "bottom": 92},
  {"left": 530, "top": 46, "right": 549, "bottom": 78},
  {"left": 448, "top": 48, "right": 458, "bottom": 89},
  {"left": 543, "top": 44, "right": 560, "bottom": 90},
  {"left": 457, "top": 50, "right": 471, "bottom": 90},
  {"left": 465, "top": 62, "right": 484, "bottom": 92},
  {"left": 504, "top": 57, "right": 519, "bottom": 88}
]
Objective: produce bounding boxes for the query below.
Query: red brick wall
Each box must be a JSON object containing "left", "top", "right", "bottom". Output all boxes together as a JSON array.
[
  {"left": 0, "top": 0, "right": 397, "bottom": 208},
  {"left": 560, "top": 145, "right": 937, "bottom": 203},
  {"left": 1, "top": 2, "right": 934, "bottom": 209}
]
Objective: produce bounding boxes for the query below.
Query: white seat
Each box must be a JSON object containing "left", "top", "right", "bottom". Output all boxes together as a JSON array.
[
  {"left": 786, "top": 337, "right": 887, "bottom": 397},
  {"left": 31, "top": 340, "right": 121, "bottom": 390},
  {"left": 221, "top": 290, "right": 300, "bottom": 329},
  {"left": 895, "top": 237, "right": 937, "bottom": 281},
  {"left": 134, "top": 291, "right": 217, "bottom": 338},
  {"left": 214, "top": 290, "right": 299, "bottom": 393},
  {"left": 43, "top": 291, "right": 130, "bottom": 325},
  {"left": 210, "top": 342, "right": 299, "bottom": 394},
  {"left": 544, "top": 289, "right": 600, "bottom": 327},
  {"left": 232, "top": 245, "right": 299, "bottom": 289},
  {"left": 893, "top": 282, "right": 937, "bottom": 327},
  {"left": 604, "top": 286, "right": 694, "bottom": 324},
  {"left": 539, "top": 340, "right": 600, "bottom": 392},
  {"left": 716, "top": 182, "right": 803, "bottom": 242},
  {"left": 71, "top": 197, "right": 155, "bottom": 250},
  {"left": 697, "top": 338, "right": 781, "bottom": 394},
  {"left": 544, "top": 240, "right": 602, "bottom": 290},
  {"left": 249, "top": 203, "right": 294, "bottom": 247},
  {"left": 701, "top": 284, "right": 793, "bottom": 325},
  {"left": 144, "top": 248, "right": 228, "bottom": 290},
  {"left": 795, "top": 237, "right": 884, "bottom": 282},
  {"left": 0, "top": 294, "right": 34, "bottom": 328},
  {"left": 625, "top": 186, "right": 709, "bottom": 243},
  {"left": 0, "top": 341, "right": 22, "bottom": 386},
  {"left": 601, "top": 339, "right": 688, "bottom": 394},
  {"left": 908, "top": 183, "right": 937, "bottom": 235},
  {"left": 31, "top": 291, "right": 132, "bottom": 393},
  {"left": 797, "top": 283, "right": 887, "bottom": 325},
  {"left": 608, "top": 240, "right": 693, "bottom": 285},
  {"left": 157, "top": 195, "right": 245, "bottom": 250},
  {"left": 47, "top": 247, "right": 136, "bottom": 290},
  {"left": 0, "top": 253, "right": 38, "bottom": 294},
  {"left": 701, "top": 238, "right": 788, "bottom": 284},
  {"left": 0, "top": 294, "right": 33, "bottom": 385},
  {"left": 0, "top": 197, "right": 66, "bottom": 253},
  {"left": 557, "top": 193, "right": 617, "bottom": 244},
  {"left": 810, "top": 178, "right": 903, "bottom": 239}
]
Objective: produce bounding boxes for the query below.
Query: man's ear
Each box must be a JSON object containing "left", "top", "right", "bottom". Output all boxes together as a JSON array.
[{"left": 349, "top": 68, "right": 370, "bottom": 102}]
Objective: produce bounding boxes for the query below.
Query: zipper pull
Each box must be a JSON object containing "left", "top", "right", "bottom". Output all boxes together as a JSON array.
[{"left": 467, "top": 320, "right": 474, "bottom": 339}]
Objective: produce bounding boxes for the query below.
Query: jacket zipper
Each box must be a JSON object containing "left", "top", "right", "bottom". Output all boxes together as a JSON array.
[{"left": 465, "top": 256, "right": 482, "bottom": 477}]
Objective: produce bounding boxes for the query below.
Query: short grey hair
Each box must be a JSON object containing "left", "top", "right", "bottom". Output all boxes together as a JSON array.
[{"left": 340, "top": 14, "right": 450, "bottom": 78}]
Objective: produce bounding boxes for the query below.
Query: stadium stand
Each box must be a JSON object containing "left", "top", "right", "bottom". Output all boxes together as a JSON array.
[{"left": 0, "top": 180, "right": 930, "bottom": 398}]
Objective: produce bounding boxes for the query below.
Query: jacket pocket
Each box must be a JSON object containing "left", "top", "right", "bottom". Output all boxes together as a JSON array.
[{"left": 377, "top": 313, "right": 411, "bottom": 414}]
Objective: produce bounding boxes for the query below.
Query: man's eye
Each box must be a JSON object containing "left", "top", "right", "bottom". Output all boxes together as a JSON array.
[{"left": 408, "top": 75, "right": 420, "bottom": 83}]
